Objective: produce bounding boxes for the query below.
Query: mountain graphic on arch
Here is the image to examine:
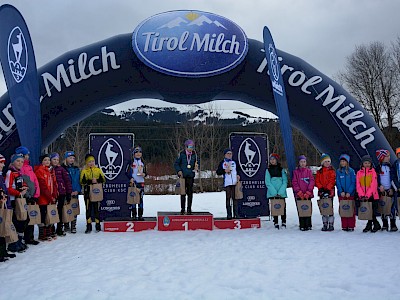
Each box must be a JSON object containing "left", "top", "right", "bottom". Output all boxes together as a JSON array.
[{"left": 158, "top": 15, "right": 227, "bottom": 30}]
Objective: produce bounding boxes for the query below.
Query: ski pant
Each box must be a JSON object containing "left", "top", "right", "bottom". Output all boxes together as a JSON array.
[
  {"left": 322, "top": 215, "right": 334, "bottom": 225},
  {"left": 339, "top": 197, "right": 356, "bottom": 229},
  {"left": 299, "top": 217, "right": 312, "bottom": 229},
  {"left": 85, "top": 198, "right": 100, "bottom": 224},
  {"left": 180, "top": 177, "right": 194, "bottom": 211},
  {"left": 11, "top": 200, "right": 28, "bottom": 234},
  {"left": 56, "top": 195, "right": 66, "bottom": 231},
  {"left": 131, "top": 182, "right": 144, "bottom": 218},
  {"left": 0, "top": 237, "right": 6, "bottom": 257},
  {"left": 225, "top": 185, "right": 239, "bottom": 218}
]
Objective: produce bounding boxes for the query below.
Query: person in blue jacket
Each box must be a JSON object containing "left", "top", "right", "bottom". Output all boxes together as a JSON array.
[
  {"left": 62, "top": 151, "right": 81, "bottom": 233},
  {"left": 265, "top": 153, "right": 288, "bottom": 229},
  {"left": 125, "top": 146, "right": 147, "bottom": 221},
  {"left": 0, "top": 153, "right": 16, "bottom": 261},
  {"left": 216, "top": 148, "right": 240, "bottom": 219},
  {"left": 174, "top": 140, "right": 199, "bottom": 215},
  {"left": 336, "top": 154, "right": 356, "bottom": 231}
]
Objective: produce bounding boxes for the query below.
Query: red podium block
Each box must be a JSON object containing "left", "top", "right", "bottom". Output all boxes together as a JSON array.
[
  {"left": 103, "top": 218, "right": 157, "bottom": 232},
  {"left": 157, "top": 212, "right": 213, "bottom": 231},
  {"left": 214, "top": 218, "right": 261, "bottom": 230}
]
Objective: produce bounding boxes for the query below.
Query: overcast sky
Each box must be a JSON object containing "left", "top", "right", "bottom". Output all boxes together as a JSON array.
[{"left": 1, "top": 0, "right": 400, "bottom": 118}]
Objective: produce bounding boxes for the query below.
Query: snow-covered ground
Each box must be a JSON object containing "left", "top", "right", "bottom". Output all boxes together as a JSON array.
[{"left": 1, "top": 189, "right": 400, "bottom": 300}]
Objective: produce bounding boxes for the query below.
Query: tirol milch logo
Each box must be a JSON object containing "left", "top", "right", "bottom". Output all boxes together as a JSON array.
[
  {"left": 98, "top": 138, "right": 123, "bottom": 181},
  {"left": 238, "top": 138, "right": 261, "bottom": 178},
  {"left": 268, "top": 44, "right": 283, "bottom": 96},
  {"left": 132, "top": 10, "right": 248, "bottom": 77},
  {"left": 8, "top": 26, "right": 28, "bottom": 83}
]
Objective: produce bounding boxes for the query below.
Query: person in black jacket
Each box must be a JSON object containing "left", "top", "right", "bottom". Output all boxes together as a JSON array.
[{"left": 174, "top": 140, "right": 199, "bottom": 215}]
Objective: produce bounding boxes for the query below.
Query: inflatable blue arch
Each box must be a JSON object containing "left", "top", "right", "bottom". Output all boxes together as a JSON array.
[{"left": 0, "top": 10, "right": 394, "bottom": 166}]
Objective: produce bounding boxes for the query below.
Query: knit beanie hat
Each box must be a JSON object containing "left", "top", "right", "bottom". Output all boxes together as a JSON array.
[
  {"left": 133, "top": 146, "right": 142, "bottom": 154},
  {"left": 375, "top": 149, "right": 389, "bottom": 163},
  {"left": 339, "top": 154, "right": 350, "bottom": 163},
  {"left": 64, "top": 151, "right": 75, "bottom": 159},
  {"left": 298, "top": 155, "right": 307, "bottom": 162},
  {"left": 269, "top": 153, "right": 280, "bottom": 162},
  {"left": 10, "top": 153, "right": 24, "bottom": 164},
  {"left": 223, "top": 148, "right": 232, "bottom": 155},
  {"left": 184, "top": 140, "right": 194, "bottom": 147},
  {"left": 39, "top": 154, "right": 50, "bottom": 163},
  {"left": 361, "top": 155, "right": 372, "bottom": 164},
  {"left": 320, "top": 153, "right": 331, "bottom": 165},
  {"left": 0, "top": 154, "right": 5, "bottom": 163},
  {"left": 15, "top": 146, "right": 30, "bottom": 155},
  {"left": 50, "top": 152, "right": 60, "bottom": 160},
  {"left": 85, "top": 154, "right": 95, "bottom": 164}
]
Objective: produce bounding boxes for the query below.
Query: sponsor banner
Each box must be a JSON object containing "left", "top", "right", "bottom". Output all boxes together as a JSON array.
[
  {"left": 89, "top": 133, "right": 134, "bottom": 219},
  {"left": 263, "top": 26, "right": 295, "bottom": 176},
  {"left": 0, "top": 4, "right": 41, "bottom": 164},
  {"left": 230, "top": 133, "right": 268, "bottom": 217},
  {"left": 132, "top": 10, "right": 248, "bottom": 77}
]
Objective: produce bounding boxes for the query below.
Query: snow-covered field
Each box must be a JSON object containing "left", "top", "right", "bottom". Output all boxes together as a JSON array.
[{"left": 1, "top": 189, "right": 400, "bottom": 300}]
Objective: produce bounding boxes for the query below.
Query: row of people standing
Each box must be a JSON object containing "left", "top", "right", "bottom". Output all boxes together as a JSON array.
[{"left": 266, "top": 148, "right": 400, "bottom": 232}]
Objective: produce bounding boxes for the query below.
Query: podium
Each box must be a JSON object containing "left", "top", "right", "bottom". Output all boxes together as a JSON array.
[
  {"left": 214, "top": 218, "right": 261, "bottom": 230},
  {"left": 157, "top": 212, "right": 213, "bottom": 231},
  {"left": 103, "top": 217, "right": 157, "bottom": 232}
]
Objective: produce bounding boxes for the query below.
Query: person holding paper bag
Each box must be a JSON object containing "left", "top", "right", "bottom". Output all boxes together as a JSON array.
[
  {"left": 393, "top": 147, "right": 400, "bottom": 225},
  {"left": 174, "top": 140, "right": 199, "bottom": 215},
  {"left": 34, "top": 154, "right": 58, "bottom": 241},
  {"left": 0, "top": 154, "right": 16, "bottom": 261},
  {"left": 5, "top": 154, "right": 29, "bottom": 252},
  {"left": 375, "top": 149, "right": 397, "bottom": 232},
  {"left": 125, "top": 146, "right": 147, "bottom": 221},
  {"left": 356, "top": 155, "right": 381, "bottom": 233},
  {"left": 80, "top": 154, "right": 106, "bottom": 233},
  {"left": 62, "top": 151, "right": 81, "bottom": 233},
  {"left": 265, "top": 153, "right": 287, "bottom": 229},
  {"left": 292, "top": 155, "right": 315, "bottom": 231},
  {"left": 336, "top": 154, "right": 356, "bottom": 231},
  {"left": 216, "top": 148, "right": 240, "bottom": 220},
  {"left": 316, "top": 153, "right": 336, "bottom": 232}
]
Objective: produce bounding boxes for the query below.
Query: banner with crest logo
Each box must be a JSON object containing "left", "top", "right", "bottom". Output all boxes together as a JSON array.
[
  {"left": 230, "top": 133, "right": 269, "bottom": 217},
  {"left": 0, "top": 4, "right": 41, "bottom": 165},
  {"left": 89, "top": 133, "right": 134, "bottom": 220}
]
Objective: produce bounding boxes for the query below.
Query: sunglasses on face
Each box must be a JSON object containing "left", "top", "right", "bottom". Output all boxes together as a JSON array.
[{"left": 187, "top": 145, "right": 194, "bottom": 149}]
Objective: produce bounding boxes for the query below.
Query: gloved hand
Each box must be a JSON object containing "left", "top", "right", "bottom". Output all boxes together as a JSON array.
[
  {"left": 178, "top": 171, "right": 183, "bottom": 178},
  {"left": 304, "top": 194, "right": 309, "bottom": 200},
  {"left": 329, "top": 190, "right": 335, "bottom": 198},
  {"left": 389, "top": 189, "right": 394, "bottom": 197},
  {"left": 297, "top": 191, "right": 304, "bottom": 199}
]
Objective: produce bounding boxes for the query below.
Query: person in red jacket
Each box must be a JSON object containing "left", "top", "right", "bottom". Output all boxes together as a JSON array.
[
  {"left": 34, "top": 154, "right": 58, "bottom": 241},
  {"left": 50, "top": 153, "right": 72, "bottom": 237},
  {"left": 316, "top": 153, "right": 336, "bottom": 231},
  {"left": 356, "top": 155, "right": 381, "bottom": 233}
]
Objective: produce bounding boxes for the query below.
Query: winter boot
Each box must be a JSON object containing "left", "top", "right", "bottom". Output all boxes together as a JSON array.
[
  {"left": 85, "top": 223, "right": 92, "bottom": 234},
  {"left": 138, "top": 208, "right": 144, "bottom": 221},
  {"left": 64, "top": 223, "right": 70, "bottom": 232},
  {"left": 6, "top": 252, "right": 16, "bottom": 258},
  {"left": 0, "top": 256, "right": 8, "bottom": 262},
  {"left": 321, "top": 223, "right": 328, "bottom": 231},
  {"left": 46, "top": 226, "right": 53, "bottom": 241},
  {"left": 363, "top": 221, "right": 372, "bottom": 232},
  {"left": 71, "top": 220, "right": 77, "bottom": 234},
  {"left": 132, "top": 207, "right": 138, "bottom": 221},
  {"left": 381, "top": 218, "right": 389, "bottom": 231},
  {"left": 187, "top": 196, "right": 193, "bottom": 215},
  {"left": 38, "top": 226, "right": 46, "bottom": 241},
  {"left": 95, "top": 222, "right": 101, "bottom": 232},
  {"left": 51, "top": 225, "right": 57, "bottom": 239},
  {"left": 281, "top": 222, "right": 286, "bottom": 229},
  {"left": 56, "top": 224, "right": 66, "bottom": 237},
  {"left": 274, "top": 223, "right": 280, "bottom": 230},
  {"left": 17, "top": 234, "right": 28, "bottom": 251},
  {"left": 372, "top": 219, "right": 381, "bottom": 233},
  {"left": 390, "top": 218, "right": 398, "bottom": 232},
  {"left": 327, "top": 223, "right": 334, "bottom": 231}
]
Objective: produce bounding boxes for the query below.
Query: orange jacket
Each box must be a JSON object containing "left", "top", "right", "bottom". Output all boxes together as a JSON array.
[{"left": 315, "top": 166, "right": 336, "bottom": 193}]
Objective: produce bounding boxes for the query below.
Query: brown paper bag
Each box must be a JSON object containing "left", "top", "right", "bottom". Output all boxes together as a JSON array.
[
  {"left": 317, "top": 198, "right": 334, "bottom": 216},
  {"left": 296, "top": 200, "right": 312, "bottom": 217},
  {"left": 339, "top": 200, "right": 355, "bottom": 218},
  {"left": 15, "top": 197, "right": 28, "bottom": 221},
  {"left": 235, "top": 181, "right": 244, "bottom": 200},
  {"left": 378, "top": 195, "right": 392, "bottom": 216},
  {"left": 358, "top": 201, "right": 373, "bottom": 220},
  {"left": 127, "top": 186, "right": 141, "bottom": 205},
  {"left": 175, "top": 178, "right": 186, "bottom": 195},
  {"left": 70, "top": 197, "right": 80, "bottom": 216},
  {"left": 62, "top": 203, "right": 75, "bottom": 223},
  {"left": 0, "top": 204, "right": 12, "bottom": 237},
  {"left": 45, "top": 204, "right": 60, "bottom": 225},
  {"left": 5, "top": 223, "right": 18, "bottom": 244},
  {"left": 27, "top": 204, "right": 41, "bottom": 225},
  {"left": 90, "top": 184, "right": 103, "bottom": 202},
  {"left": 270, "top": 198, "right": 286, "bottom": 216}
]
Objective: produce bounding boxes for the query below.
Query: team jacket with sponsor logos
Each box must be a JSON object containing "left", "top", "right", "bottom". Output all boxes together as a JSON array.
[{"left": 216, "top": 159, "right": 238, "bottom": 187}]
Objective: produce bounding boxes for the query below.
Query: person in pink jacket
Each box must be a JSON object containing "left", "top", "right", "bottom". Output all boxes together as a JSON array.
[
  {"left": 292, "top": 155, "right": 315, "bottom": 231},
  {"left": 15, "top": 146, "right": 41, "bottom": 245},
  {"left": 356, "top": 155, "right": 381, "bottom": 233}
]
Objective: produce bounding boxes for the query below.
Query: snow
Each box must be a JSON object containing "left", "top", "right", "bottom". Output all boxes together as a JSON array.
[{"left": 1, "top": 189, "right": 400, "bottom": 300}]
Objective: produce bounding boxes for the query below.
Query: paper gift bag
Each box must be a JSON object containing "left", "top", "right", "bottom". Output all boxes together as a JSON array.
[
  {"left": 175, "top": 178, "right": 186, "bottom": 196},
  {"left": 378, "top": 195, "right": 392, "bottom": 216},
  {"left": 270, "top": 198, "right": 286, "bottom": 216},
  {"left": 317, "top": 198, "right": 334, "bottom": 216},
  {"left": 296, "top": 200, "right": 312, "bottom": 217},
  {"left": 235, "top": 181, "right": 243, "bottom": 200},
  {"left": 15, "top": 197, "right": 28, "bottom": 221},
  {"left": 0, "top": 204, "right": 12, "bottom": 237},
  {"left": 70, "top": 197, "right": 80, "bottom": 216},
  {"left": 45, "top": 204, "right": 60, "bottom": 225},
  {"left": 127, "top": 186, "right": 141, "bottom": 204},
  {"left": 89, "top": 183, "right": 103, "bottom": 202},
  {"left": 27, "top": 204, "right": 41, "bottom": 225},
  {"left": 358, "top": 201, "right": 373, "bottom": 220},
  {"left": 5, "top": 223, "right": 18, "bottom": 244},
  {"left": 339, "top": 200, "right": 355, "bottom": 218},
  {"left": 62, "top": 203, "right": 75, "bottom": 223}
]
